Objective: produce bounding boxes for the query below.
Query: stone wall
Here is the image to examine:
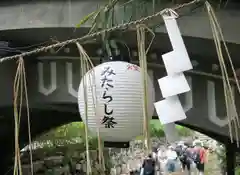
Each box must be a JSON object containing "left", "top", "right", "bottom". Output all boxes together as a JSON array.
[
  {"left": 21, "top": 147, "right": 112, "bottom": 174},
  {"left": 20, "top": 139, "right": 158, "bottom": 175}
]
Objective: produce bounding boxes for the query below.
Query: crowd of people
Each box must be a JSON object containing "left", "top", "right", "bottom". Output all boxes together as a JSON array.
[{"left": 140, "top": 138, "right": 209, "bottom": 175}]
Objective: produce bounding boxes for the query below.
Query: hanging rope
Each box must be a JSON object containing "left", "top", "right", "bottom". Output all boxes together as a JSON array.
[
  {"left": 13, "top": 57, "right": 33, "bottom": 175},
  {"left": 22, "top": 58, "right": 34, "bottom": 175},
  {"left": 206, "top": 2, "right": 240, "bottom": 146},
  {"left": 13, "top": 58, "right": 23, "bottom": 175},
  {"left": 137, "top": 24, "right": 155, "bottom": 154},
  {"left": 77, "top": 43, "right": 92, "bottom": 175},
  {"left": 0, "top": 0, "right": 201, "bottom": 63},
  {"left": 76, "top": 42, "right": 106, "bottom": 174}
]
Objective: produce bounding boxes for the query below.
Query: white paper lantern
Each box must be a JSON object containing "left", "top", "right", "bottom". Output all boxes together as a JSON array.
[{"left": 78, "top": 61, "right": 155, "bottom": 142}]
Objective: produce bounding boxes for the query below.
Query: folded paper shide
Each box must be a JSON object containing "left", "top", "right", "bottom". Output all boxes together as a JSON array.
[
  {"left": 158, "top": 73, "right": 190, "bottom": 98},
  {"left": 155, "top": 9, "right": 193, "bottom": 143},
  {"left": 154, "top": 96, "right": 187, "bottom": 125}
]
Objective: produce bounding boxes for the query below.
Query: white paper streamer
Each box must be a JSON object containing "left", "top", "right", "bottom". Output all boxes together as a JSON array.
[
  {"left": 162, "top": 12, "right": 192, "bottom": 75},
  {"left": 154, "top": 96, "right": 187, "bottom": 124},
  {"left": 158, "top": 73, "right": 190, "bottom": 98}
]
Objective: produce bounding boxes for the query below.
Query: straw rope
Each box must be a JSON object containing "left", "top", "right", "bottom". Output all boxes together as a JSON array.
[
  {"left": 206, "top": 2, "right": 240, "bottom": 145},
  {"left": 137, "top": 24, "right": 155, "bottom": 154},
  {"left": 77, "top": 42, "right": 106, "bottom": 174},
  {"left": 77, "top": 43, "right": 92, "bottom": 175},
  {"left": 13, "top": 57, "right": 33, "bottom": 175}
]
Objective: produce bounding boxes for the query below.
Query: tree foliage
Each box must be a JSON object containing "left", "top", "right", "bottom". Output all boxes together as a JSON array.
[
  {"left": 149, "top": 121, "right": 193, "bottom": 138},
  {"left": 150, "top": 124, "right": 165, "bottom": 138},
  {"left": 34, "top": 121, "right": 193, "bottom": 149},
  {"left": 35, "top": 121, "right": 190, "bottom": 142},
  {"left": 35, "top": 122, "right": 86, "bottom": 148}
]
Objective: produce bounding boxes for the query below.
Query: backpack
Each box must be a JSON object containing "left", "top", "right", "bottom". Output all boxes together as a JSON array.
[
  {"left": 179, "top": 149, "right": 188, "bottom": 162},
  {"left": 192, "top": 149, "right": 201, "bottom": 164},
  {"left": 143, "top": 159, "right": 155, "bottom": 174},
  {"left": 175, "top": 146, "right": 187, "bottom": 162},
  {"left": 175, "top": 146, "right": 183, "bottom": 157}
]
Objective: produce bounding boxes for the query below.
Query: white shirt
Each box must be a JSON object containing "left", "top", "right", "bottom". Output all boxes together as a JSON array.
[
  {"left": 152, "top": 152, "right": 157, "bottom": 160},
  {"left": 157, "top": 149, "right": 166, "bottom": 160},
  {"left": 166, "top": 150, "right": 178, "bottom": 160}
]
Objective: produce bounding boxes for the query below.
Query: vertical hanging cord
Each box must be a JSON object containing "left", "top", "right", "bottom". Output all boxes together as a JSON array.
[
  {"left": 77, "top": 42, "right": 106, "bottom": 174},
  {"left": 13, "top": 57, "right": 33, "bottom": 175},
  {"left": 21, "top": 56, "right": 34, "bottom": 175},
  {"left": 137, "top": 25, "right": 150, "bottom": 154},
  {"left": 13, "top": 58, "right": 25, "bottom": 175},
  {"left": 207, "top": 3, "right": 240, "bottom": 130},
  {"left": 83, "top": 60, "right": 92, "bottom": 175},
  {"left": 208, "top": 7, "right": 236, "bottom": 144},
  {"left": 206, "top": 2, "right": 239, "bottom": 145},
  {"left": 207, "top": 2, "right": 240, "bottom": 102},
  {"left": 85, "top": 55, "right": 106, "bottom": 174},
  {"left": 83, "top": 45, "right": 105, "bottom": 173},
  {"left": 13, "top": 59, "right": 22, "bottom": 175},
  {"left": 210, "top": 19, "right": 234, "bottom": 142},
  {"left": 77, "top": 43, "right": 92, "bottom": 175}
]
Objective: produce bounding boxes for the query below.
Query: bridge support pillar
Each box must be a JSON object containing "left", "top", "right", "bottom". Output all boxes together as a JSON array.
[{"left": 226, "top": 143, "right": 236, "bottom": 175}]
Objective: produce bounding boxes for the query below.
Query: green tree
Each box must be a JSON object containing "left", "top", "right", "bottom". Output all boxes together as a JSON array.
[
  {"left": 36, "top": 122, "right": 86, "bottom": 148},
  {"left": 150, "top": 124, "right": 165, "bottom": 138},
  {"left": 176, "top": 125, "right": 193, "bottom": 137}
]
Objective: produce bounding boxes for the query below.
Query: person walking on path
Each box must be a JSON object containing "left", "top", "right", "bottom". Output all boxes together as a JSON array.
[
  {"left": 165, "top": 146, "right": 180, "bottom": 174},
  {"left": 193, "top": 142, "right": 207, "bottom": 175},
  {"left": 140, "top": 154, "right": 156, "bottom": 175},
  {"left": 175, "top": 143, "right": 193, "bottom": 175}
]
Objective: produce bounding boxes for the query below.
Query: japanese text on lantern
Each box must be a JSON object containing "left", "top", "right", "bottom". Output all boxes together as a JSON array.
[{"left": 100, "top": 66, "right": 117, "bottom": 128}]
